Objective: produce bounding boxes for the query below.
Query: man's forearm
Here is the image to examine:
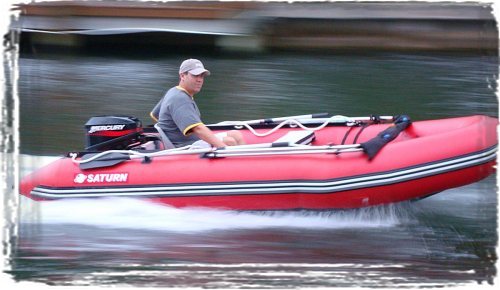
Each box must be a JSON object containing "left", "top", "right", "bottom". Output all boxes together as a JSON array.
[{"left": 191, "top": 124, "right": 226, "bottom": 147}]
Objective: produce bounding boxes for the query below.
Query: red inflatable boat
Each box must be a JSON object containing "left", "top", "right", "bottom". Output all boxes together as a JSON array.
[{"left": 20, "top": 114, "right": 497, "bottom": 210}]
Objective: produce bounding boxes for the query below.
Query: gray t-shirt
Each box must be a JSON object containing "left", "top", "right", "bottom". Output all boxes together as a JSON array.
[{"left": 152, "top": 86, "right": 203, "bottom": 147}]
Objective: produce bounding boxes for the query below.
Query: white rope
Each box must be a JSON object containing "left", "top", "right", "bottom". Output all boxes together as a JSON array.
[
  {"left": 230, "top": 115, "right": 359, "bottom": 137},
  {"left": 71, "top": 115, "right": 390, "bottom": 165}
]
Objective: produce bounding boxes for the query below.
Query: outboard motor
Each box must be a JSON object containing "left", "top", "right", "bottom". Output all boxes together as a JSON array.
[{"left": 84, "top": 116, "right": 143, "bottom": 151}]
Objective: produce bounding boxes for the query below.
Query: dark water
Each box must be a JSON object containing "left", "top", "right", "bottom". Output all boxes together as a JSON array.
[{"left": 10, "top": 52, "right": 499, "bottom": 287}]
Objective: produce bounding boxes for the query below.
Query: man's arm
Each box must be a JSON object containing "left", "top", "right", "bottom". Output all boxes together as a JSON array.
[
  {"left": 191, "top": 124, "right": 226, "bottom": 148},
  {"left": 150, "top": 97, "right": 163, "bottom": 122}
]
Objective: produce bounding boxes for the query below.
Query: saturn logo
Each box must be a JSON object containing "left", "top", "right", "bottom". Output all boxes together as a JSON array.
[
  {"left": 73, "top": 173, "right": 129, "bottom": 184},
  {"left": 74, "top": 173, "right": 87, "bottom": 184}
]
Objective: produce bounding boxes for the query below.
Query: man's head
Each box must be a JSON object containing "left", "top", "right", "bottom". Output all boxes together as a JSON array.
[
  {"left": 179, "top": 59, "right": 210, "bottom": 76},
  {"left": 179, "top": 59, "right": 210, "bottom": 96}
]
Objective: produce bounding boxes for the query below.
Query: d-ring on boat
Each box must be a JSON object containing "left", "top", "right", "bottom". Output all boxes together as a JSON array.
[{"left": 20, "top": 113, "right": 497, "bottom": 210}]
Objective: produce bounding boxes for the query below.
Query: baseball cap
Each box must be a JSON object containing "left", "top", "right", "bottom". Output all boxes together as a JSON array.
[{"left": 179, "top": 59, "right": 211, "bottom": 76}]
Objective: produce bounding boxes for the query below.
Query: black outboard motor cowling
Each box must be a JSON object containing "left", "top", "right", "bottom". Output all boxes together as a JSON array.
[{"left": 84, "top": 116, "right": 143, "bottom": 151}]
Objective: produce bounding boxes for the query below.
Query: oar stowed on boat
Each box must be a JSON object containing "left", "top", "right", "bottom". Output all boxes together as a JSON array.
[
  {"left": 73, "top": 114, "right": 412, "bottom": 170},
  {"left": 21, "top": 114, "right": 497, "bottom": 210}
]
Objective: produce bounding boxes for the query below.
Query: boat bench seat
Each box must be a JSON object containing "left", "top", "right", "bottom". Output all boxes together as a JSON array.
[
  {"left": 154, "top": 123, "right": 176, "bottom": 149},
  {"left": 273, "top": 130, "right": 315, "bottom": 146}
]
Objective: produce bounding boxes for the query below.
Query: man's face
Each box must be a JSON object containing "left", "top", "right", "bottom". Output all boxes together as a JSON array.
[{"left": 181, "top": 72, "right": 206, "bottom": 96}]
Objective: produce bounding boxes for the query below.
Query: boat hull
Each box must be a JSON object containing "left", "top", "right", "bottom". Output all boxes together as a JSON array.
[{"left": 20, "top": 115, "right": 497, "bottom": 210}]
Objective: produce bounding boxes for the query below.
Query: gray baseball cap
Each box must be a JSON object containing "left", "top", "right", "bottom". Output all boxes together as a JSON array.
[{"left": 179, "top": 59, "right": 211, "bottom": 76}]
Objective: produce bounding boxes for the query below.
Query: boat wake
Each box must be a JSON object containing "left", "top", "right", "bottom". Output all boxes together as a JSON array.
[{"left": 19, "top": 197, "right": 408, "bottom": 232}]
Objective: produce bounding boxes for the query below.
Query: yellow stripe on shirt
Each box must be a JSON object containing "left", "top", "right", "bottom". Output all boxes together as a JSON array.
[
  {"left": 183, "top": 122, "right": 203, "bottom": 136},
  {"left": 150, "top": 111, "right": 159, "bottom": 122},
  {"left": 176, "top": 86, "right": 192, "bottom": 98}
]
